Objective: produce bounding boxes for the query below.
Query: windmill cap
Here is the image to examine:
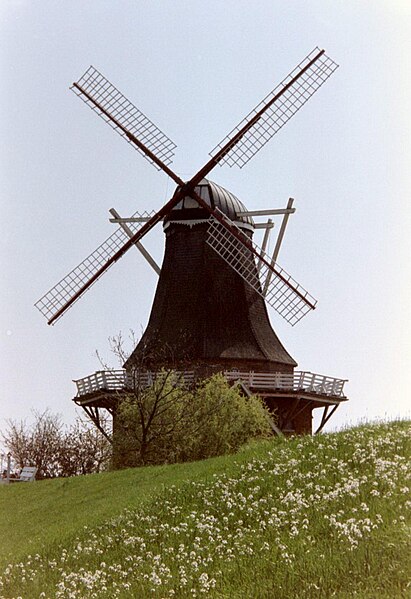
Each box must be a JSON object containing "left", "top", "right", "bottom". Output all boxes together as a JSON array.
[{"left": 163, "top": 179, "right": 254, "bottom": 232}]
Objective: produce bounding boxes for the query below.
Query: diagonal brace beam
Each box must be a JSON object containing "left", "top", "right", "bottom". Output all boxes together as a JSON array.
[{"left": 109, "top": 208, "right": 160, "bottom": 275}]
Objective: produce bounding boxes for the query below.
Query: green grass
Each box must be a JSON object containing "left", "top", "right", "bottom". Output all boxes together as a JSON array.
[
  {"left": 0, "top": 421, "right": 410, "bottom": 598},
  {"left": 0, "top": 441, "right": 270, "bottom": 569}
]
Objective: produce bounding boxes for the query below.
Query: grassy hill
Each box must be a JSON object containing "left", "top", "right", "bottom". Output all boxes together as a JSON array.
[{"left": 0, "top": 421, "right": 410, "bottom": 598}]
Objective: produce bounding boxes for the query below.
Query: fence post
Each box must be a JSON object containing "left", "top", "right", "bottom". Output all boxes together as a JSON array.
[
  {"left": 6, "top": 453, "right": 11, "bottom": 483},
  {"left": 101, "top": 371, "right": 107, "bottom": 390}
]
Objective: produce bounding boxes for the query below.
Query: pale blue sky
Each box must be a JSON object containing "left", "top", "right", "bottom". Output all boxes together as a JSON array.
[{"left": 1, "top": 1, "right": 410, "bottom": 432}]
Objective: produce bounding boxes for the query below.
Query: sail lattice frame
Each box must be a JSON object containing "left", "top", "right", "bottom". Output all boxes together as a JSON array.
[
  {"left": 210, "top": 47, "right": 338, "bottom": 168},
  {"left": 206, "top": 214, "right": 317, "bottom": 325},
  {"left": 71, "top": 66, "right": 177, "bottom": 168},
  {"left": 35, "top": 211, "right": 155, "bottom": 322}
]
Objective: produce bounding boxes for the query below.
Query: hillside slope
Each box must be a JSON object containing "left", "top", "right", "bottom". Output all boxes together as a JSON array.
[{"left": 0, "top": 421, "right": 410, "bottom": 598}]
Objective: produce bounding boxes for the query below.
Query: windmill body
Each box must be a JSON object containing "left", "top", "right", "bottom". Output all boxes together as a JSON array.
[
  {"left": 36, "top": 48, "right": 348, "bottom": 440},
  {"left": 126, "top": 179, "right": 296, "bottom": 376}
]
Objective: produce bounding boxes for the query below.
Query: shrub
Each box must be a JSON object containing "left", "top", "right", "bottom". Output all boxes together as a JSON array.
[
  {"left": 112, "top": 373, "right": 272, "bottom": 468},
  {"left": 2, "top": 410, "right": 111, "bottom": 478}
]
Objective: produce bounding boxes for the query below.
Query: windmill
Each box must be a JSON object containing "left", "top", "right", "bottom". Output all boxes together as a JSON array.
[{"left": 35, "top": 47, "right": 348, "bottom": 437}]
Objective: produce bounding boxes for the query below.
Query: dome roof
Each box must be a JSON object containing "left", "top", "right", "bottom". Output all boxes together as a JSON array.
[{"left": 163, "top": 179, "right": 254, "bottom": 231}]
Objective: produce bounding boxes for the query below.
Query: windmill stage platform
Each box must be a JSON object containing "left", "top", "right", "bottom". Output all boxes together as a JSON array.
[{"left": 73, "top": 369, "right": 348, "bottom": 436}]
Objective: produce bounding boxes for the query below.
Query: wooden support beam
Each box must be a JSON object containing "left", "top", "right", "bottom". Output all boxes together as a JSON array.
[
  {"left": 291, "top": 399, "right": 313, "bottom": 422},
  {"left": 263, "top": 198, "right": 295, "bottom": 295},
  {"left": 237, "top": 380, "right": 284, "bottom": 437},
  {"left": 237, "top": 208, "right": 296, "bottom": 217},
  {"left": 258, "top": 219, "right": 273, "bottom": 273},
  {"left": 280, "top": 397, "right": 301, "bottom": 428},
  {"left": 254, "top": 222, "right": 275, "bottom": 230},
  {"left": 318, "top": 405, "right": 329, "bottom": 431},
  {"left": 315, "top": 404, "right": 339, "bottom": 435},
  {"left": 109, "top": 216, "right": 153, "bottom": 223},
  {"left": 80, "top": 405, "right": 113, "bottom": 444},
  {"left": 109, "top": 208, "right": 161, "bottom": 275}
]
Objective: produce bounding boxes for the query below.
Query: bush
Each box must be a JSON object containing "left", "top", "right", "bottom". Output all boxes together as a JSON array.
[
  {"left": 2, "top": 410, "right": 111, "bottom": 478},
  {"left": 112, "top": 373, "right": 273, "bottom": 468}
]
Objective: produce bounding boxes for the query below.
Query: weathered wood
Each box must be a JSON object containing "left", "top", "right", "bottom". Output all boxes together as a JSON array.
[
  {"left": 109, "top": 208, "right": 161, "bottom": 275},
  {"left": 315, "top": 404, "right": 339, "bottom": 434},
  {"left": 74, "top": 369, "right": 347, "bottom": 399}
]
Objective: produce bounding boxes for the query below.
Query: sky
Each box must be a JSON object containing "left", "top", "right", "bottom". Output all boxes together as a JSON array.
[{"left": 1, "top": 0, "right": 410, "bottom": 436}]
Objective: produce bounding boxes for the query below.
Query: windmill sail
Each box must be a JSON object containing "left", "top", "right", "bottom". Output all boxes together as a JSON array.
[
  {"left": 209, "top": 47, "right": 338, "bottom": 168},
  {"left": 206, "top": 210, "right": 317, "bottom": 325},
  {"left": 35, "top": 211, "right": 155, "bottom": 323},
  {"left": 35, "top": 49, "right": 335, "bottom": 326},
  {"left": 71, "top": 66, "right": 177, "bottom": 169}
]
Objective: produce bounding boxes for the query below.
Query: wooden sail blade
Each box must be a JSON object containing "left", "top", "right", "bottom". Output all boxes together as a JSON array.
[
  {"left": 71, "top": 66, "right": 177, "bottom": 173},
  {"left": 37, "top": 180, "right": 192, "bottom": 325},
  {"left": 209, "top": 47, "right": 338, "bottom": 169},
  {"left": 206, "top": 211, "right": 317, "bottom": 325},
  {"left": 34, "top": 212, "right": 154, "bottom": 324}
]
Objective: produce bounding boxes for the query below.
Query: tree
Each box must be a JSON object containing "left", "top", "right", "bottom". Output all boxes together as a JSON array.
[
  {"left": 1, "top": 410, "right": 111, "bottom": 479},
  {"left": 113, "top": 372, "right": 273, "bottom": 468},
  {"left": 95, "top": 332, "right": 274, "bottom": 469},
  {"left": 2, "top": 410, "right": 63, "bottom": 478},
  {"left": 58, "top": 418, "right": 112, "bottom": 477}
]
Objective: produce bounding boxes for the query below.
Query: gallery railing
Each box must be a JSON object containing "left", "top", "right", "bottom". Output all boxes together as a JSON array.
[{"left": 74, "top": 369, "right": 347, "bottom": 400}]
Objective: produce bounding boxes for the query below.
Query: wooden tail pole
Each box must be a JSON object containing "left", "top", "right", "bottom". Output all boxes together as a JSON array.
[{"left": 264, "top": 198, "right": 294, "bottom": 295}]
